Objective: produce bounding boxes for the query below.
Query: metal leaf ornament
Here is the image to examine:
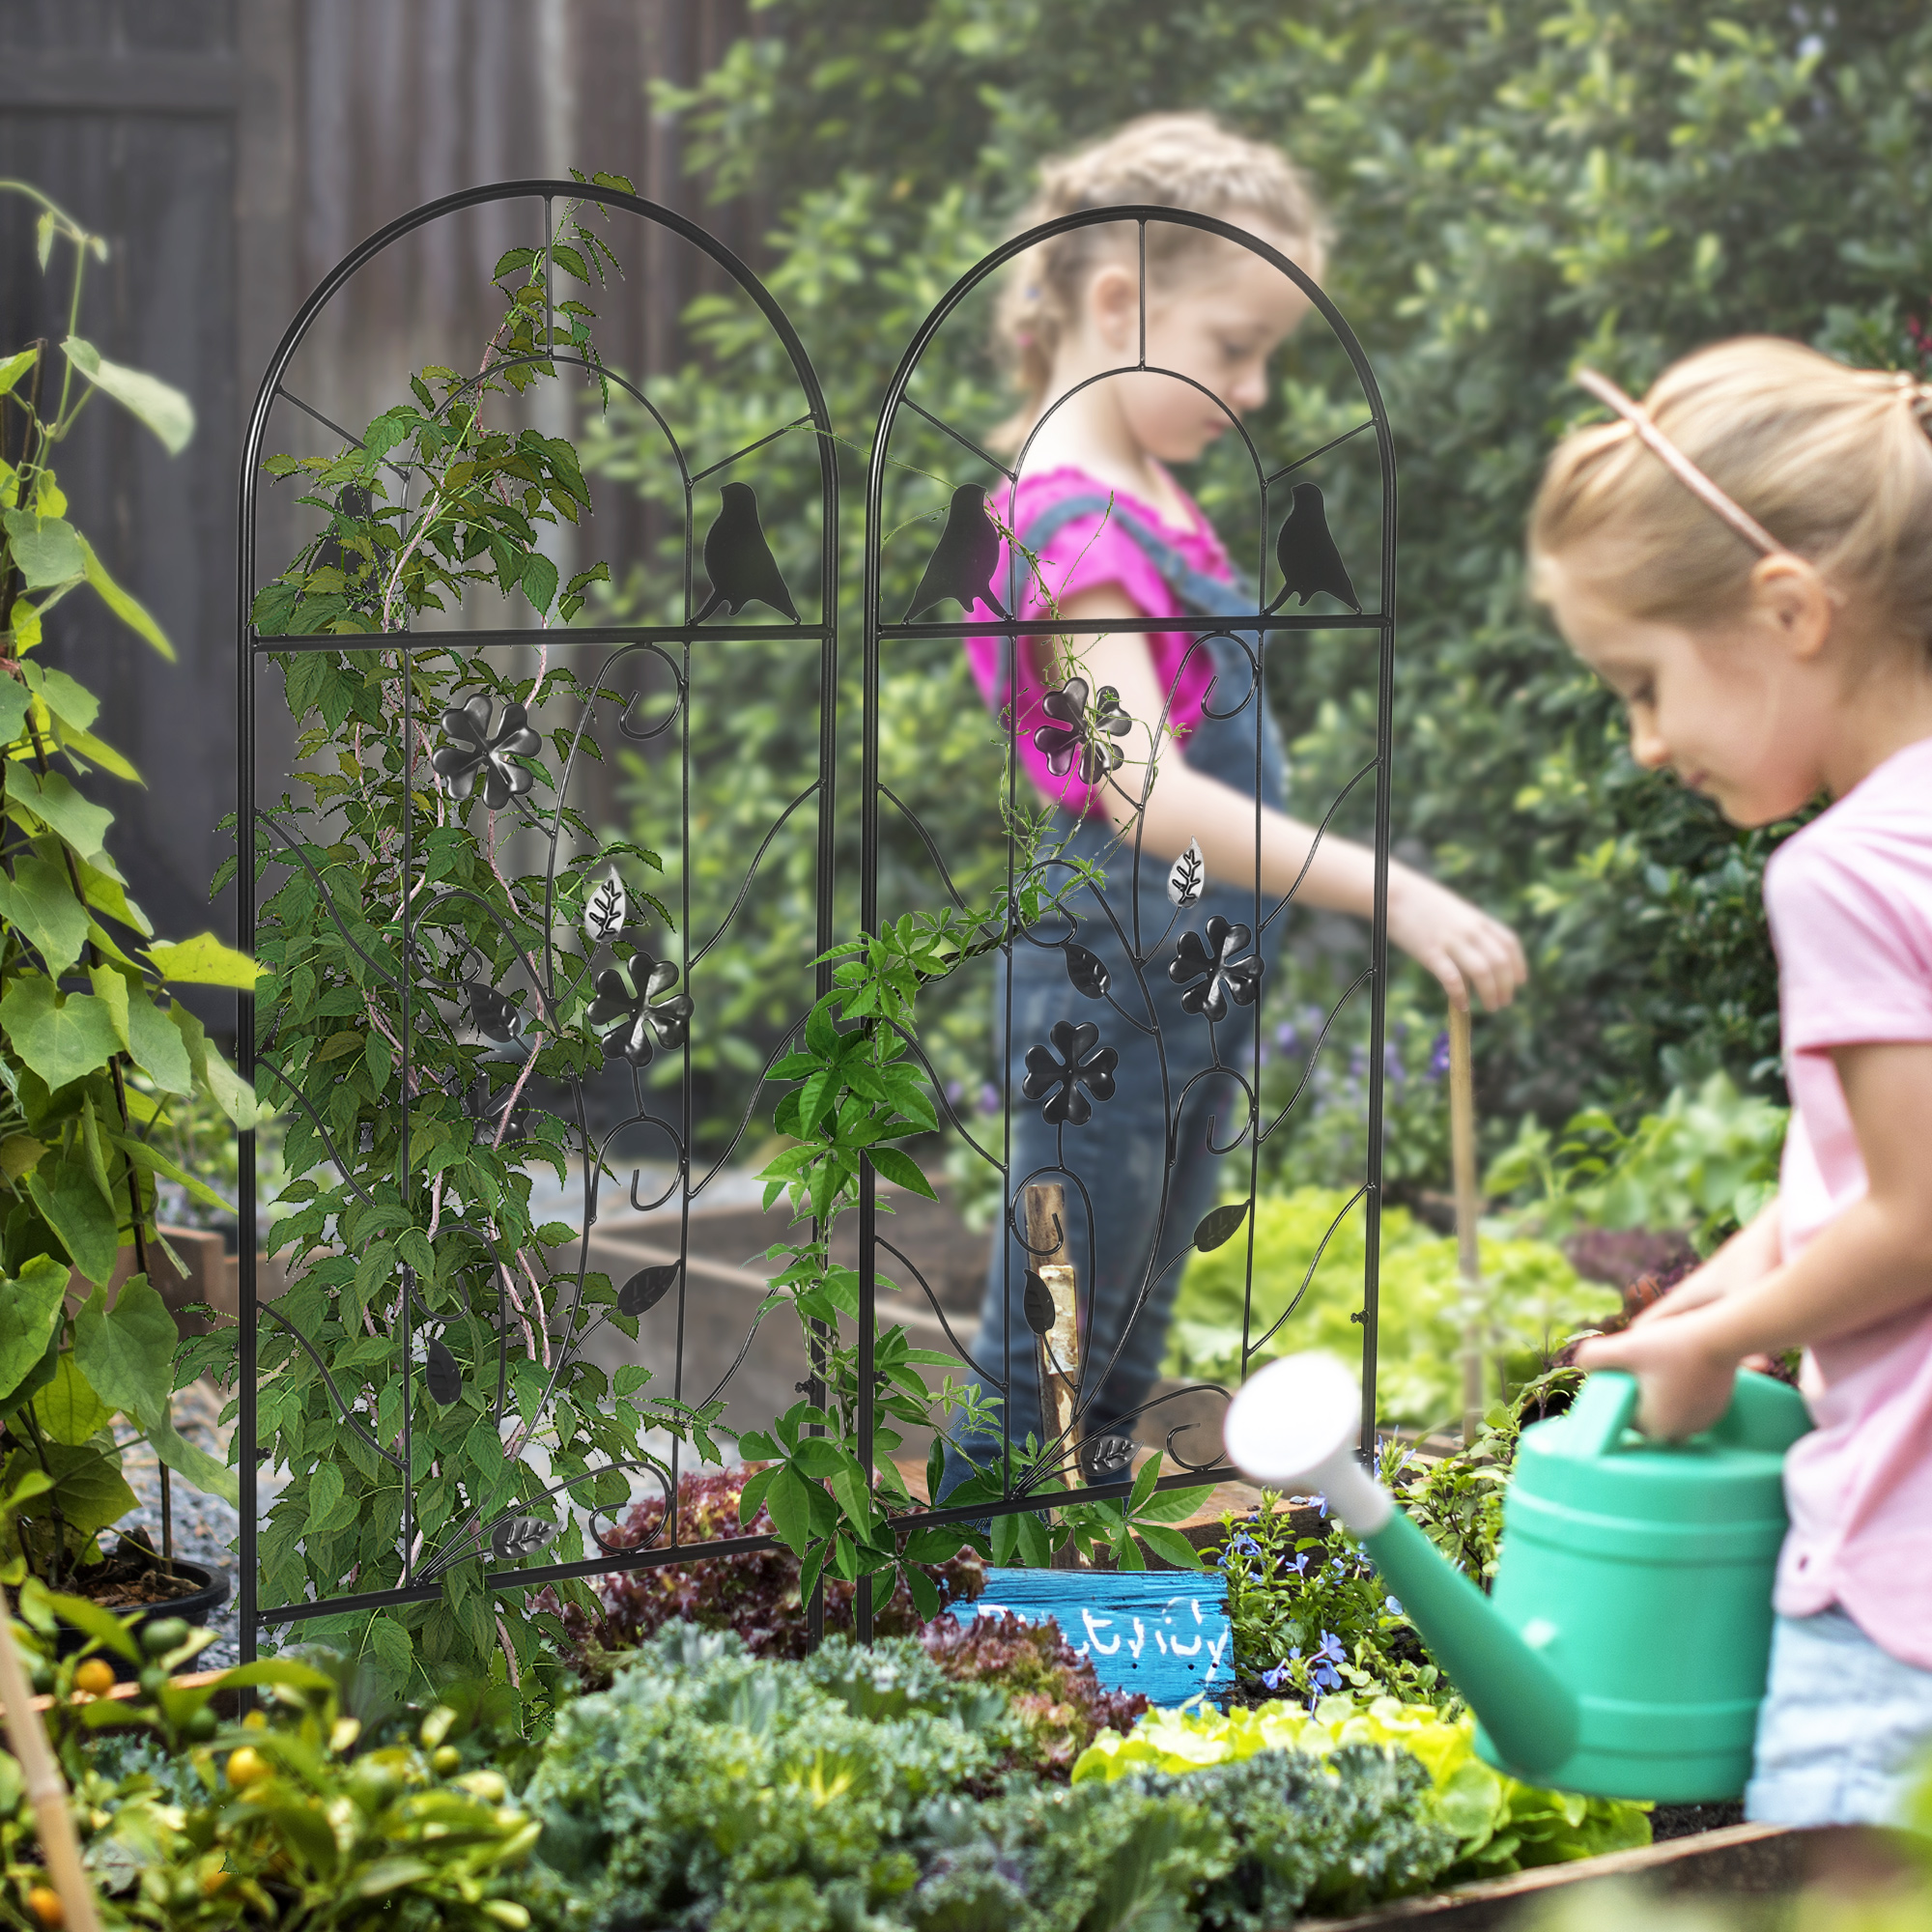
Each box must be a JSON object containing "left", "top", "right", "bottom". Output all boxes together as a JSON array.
[
  {"left": 462, "top": 1073, "right": 529, "bottom": 1144},
  {"left": 586, "top": 946, "right": 694, "bottom": 1066},
  {"left": 1023, "top": 1268, "right": 1057, "bottom": 1337},
  {"left": 464, "top": 980, "right": 524, "bottom": 1043},
  {"left": 1169, "top": 916, "right": 1264, "bottom": 1022},
  {"left": 1020, "top": 1019, "right": 1119, "bottom": 1127},
  {"left": 1081, "top": 1433, "right": 1135, "bottom": 1483},
  {"left": 1167, "top": 838, "right": 1206, "bottom": 909},
  {"left": 1064, "top": 942, "right": 1110, "bottom": 1001},
  {"left": 617, "top": 1261, "right": 680, "bottom": 1318},
  {"left": 432, "top": 695, "right": 542, "bottom": 810},
  {"left": 583, "top": 869, "right": 628, "bottom": 947},
  {"left": 1033, "top": 677, "right": 1132, "bottom": 784},
  {"left": 424, "top": 1336, "right": 463, "bottom": 1406},
  {"left": 1194, "top": 1200, "right": 1251, "bottom": 1254},
  {"left": 490, "top": 1514, "right": 557, "bottom": 1563}
]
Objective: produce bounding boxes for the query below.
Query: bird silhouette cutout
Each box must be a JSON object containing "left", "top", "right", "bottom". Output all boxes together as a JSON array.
[
  {"left": 692, "top": 481, "right": 798, "bottom": 624},
  {"left": 905, "top": 483, "right": 1009, "bottom": 620},
  {"left": 1268, "top": 482, "right": 1361, "bottom": 614}
]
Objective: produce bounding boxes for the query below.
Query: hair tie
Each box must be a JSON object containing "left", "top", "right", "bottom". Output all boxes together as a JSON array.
[{"left": 1575, "top": 366, "right": 1789, "bottom": 558}]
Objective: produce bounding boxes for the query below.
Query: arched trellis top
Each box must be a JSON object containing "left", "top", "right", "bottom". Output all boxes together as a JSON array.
[
  {"left": 858, "top": 203, "right": 1398, "bottom": 1462},
  {"left": 236, "top": 177, "right": 840, "bottom": 642}
]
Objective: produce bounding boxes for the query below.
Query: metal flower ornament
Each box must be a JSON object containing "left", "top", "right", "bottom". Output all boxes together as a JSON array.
[
  {"left": 1170, "top": 917, "right": 1264, "bottom": 1022},
  {"left": 1021, "top": 1018, "right": 1120, "bottom": 1126},
  {"left": 432, "top": 695, "right": 542, "bottom": 809},
  {"left": 587, "top": 944, "right": 695, "bottom": 1066},
  {"left": 1033, "top": 677, "right": 1132, "bottom": 785}
]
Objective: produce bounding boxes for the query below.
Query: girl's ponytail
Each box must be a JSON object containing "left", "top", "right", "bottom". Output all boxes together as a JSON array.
[
  {"left": 1532, "top": 338, "right": 1932, "bottom": 655},
  {"left": 990, "top": 114, "right": 1329, "bottom": 451}
]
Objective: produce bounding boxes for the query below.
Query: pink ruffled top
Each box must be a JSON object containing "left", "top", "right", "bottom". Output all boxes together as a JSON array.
[{"left": 963, "top": 466, "right": 1234, "bottom": 817}]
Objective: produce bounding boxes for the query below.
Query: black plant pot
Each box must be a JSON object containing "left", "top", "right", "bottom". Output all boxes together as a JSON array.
[{"left": 52, "top": 1541, "right": 230, "bottom": 1681}]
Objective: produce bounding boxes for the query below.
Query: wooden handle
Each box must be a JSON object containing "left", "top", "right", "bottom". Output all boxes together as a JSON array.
[
  {"left": 1448, "top": 1006, "right": 1486, "bottom": 1445},
  {"left": 0, "top": 1585, "right": 104, "bottom": 1932},
  {"left": 1023, "top": 1182, "right": 1081, "bottom": 1440}
]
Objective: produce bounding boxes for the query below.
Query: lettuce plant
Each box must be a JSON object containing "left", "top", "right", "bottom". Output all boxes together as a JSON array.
[{"left": 1071, "top": 1690, "right": 1651, "bottom": 1883}]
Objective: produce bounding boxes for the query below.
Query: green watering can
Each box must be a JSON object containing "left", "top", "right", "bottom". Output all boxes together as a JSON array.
[{"left": 1222, "top": 1351, "right": 1812, "bottom": 1802}]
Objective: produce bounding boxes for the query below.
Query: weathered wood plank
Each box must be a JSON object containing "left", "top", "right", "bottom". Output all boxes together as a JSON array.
[{"left": 952, "top": 1567, "right": 1235, "bottom": 1704}]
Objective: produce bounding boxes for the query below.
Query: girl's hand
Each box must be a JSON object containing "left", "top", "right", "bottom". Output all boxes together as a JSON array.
[
  {"left": 1631, "top": 1199, "right": 1783, "bottom": 1324},
  {"left": 1575, "top": 1314, "right": 1740, "bottom": 1440},
  {"left": 1385, "top": 868, "right": 1528, "bottom": 1012}
]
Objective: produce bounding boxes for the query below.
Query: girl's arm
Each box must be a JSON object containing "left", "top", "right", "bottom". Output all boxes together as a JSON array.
[
  {"left": 1063, "top": 589, "right": 1527, "bottom": 1011},
  {"left": 1578, "top": 1039, "right": 1932, "bottom": 1436}
]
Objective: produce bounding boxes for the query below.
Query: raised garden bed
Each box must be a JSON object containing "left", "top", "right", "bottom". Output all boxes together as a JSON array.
[{"left": 1317, "top": 1820, "right": 1801, "bottom": 1929}]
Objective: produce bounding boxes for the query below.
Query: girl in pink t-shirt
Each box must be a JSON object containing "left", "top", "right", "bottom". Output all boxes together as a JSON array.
[{"left": 1533, "top": 338, "right": 1932, "bottom": 1836}]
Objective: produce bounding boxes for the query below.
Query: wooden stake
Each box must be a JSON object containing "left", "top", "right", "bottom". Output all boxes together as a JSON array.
[
  {"left": 1448, "top": 1005, "right": 1486, "bottom": 1446},
  {"left": 1023, "top": 1183, "right": 1082, "bottom": 1445},
  {"left": 0, "top": 1585, "right": 104, "bottom": 1932}
]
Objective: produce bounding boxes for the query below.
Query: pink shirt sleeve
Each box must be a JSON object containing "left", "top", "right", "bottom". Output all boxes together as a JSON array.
[
  {"left": 1766, "top": 836, "right": 1932, "bottom": 1057},
  {"left": 965, "top": 480, "right": 1218, "bottom": 815}
]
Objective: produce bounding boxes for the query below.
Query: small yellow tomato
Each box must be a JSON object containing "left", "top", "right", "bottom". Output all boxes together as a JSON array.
[
  {"left": 225, "top": 1746, "right": 270, "bottom": 1789},
  {"left": 201, "top": 1867, "right": 231, "bottom": 1896},
  {"left": 431, "top": 1745, "right": 461, "bottom": 1775},
  {"left": 454, "top": 1769, "right": 507, "bottom": 1804},
  {"left": 242, "top": 1707, "right": 268, "bottom": 1729},
  {"left": 71, "top": 1659, "right": 116, "bottom": 1698},
  {"left": 24, "top": 1884, "right": 64, "bottom": 1927}
]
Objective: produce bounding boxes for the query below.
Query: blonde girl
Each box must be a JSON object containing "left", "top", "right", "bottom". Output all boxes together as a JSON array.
[
  {"left": 1535, "top": 338, "right": 1932, "bottom": 1835},
  {"left": 942, "top": 115, "right": 1524, "bottom": 1492}
]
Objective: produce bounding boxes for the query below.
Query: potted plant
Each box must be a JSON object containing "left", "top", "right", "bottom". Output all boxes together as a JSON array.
[{"left": 0, "top": 182, "right": 261, "bottom": 1656}]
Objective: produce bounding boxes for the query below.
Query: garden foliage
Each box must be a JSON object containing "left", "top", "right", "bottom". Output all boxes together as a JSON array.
[
  {"left": 0, "top": 185, "right": 259, "bottom": 1592},
  {"left": 520, "top": 1623, "right": 1458, "bottom": 1931},
  {"left": 1164, "top": 1185, "right": 1616, "bottom": 1426},
  {"left": 543, "top": 1464, "right": 986, "bottom": 1667},
  {"left": 613, "top": 0, "right": 1932, "bottom": 1149},
  {"left": 1, "top": 1600, "right": 536, "bottom": 1931},
  {"left": 1071, "top": 1690, "right": 1652, "bottom": 1884}
]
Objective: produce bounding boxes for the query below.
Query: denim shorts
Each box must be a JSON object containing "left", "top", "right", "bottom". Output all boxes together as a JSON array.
[{"left": 1745, "top": 1605, "right": 1932, "bottom": 1828}]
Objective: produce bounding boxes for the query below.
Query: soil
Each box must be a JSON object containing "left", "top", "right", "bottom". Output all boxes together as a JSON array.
[
  {"left": 71, "top": 1539, "right": 208, "bottom": 1609},
  {"left": 1651, "top": 1801, "right": 1747, "bottom": 1840}
]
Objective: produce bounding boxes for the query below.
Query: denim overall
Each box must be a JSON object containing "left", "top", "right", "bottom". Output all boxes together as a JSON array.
[{"left": 940, "top": 497, "right": 1289, "bottom": 1494}]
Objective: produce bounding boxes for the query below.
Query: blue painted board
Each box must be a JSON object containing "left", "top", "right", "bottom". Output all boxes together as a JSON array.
[{"left": 953, "top": 1567, "right": 1233, "bottom": 1703}]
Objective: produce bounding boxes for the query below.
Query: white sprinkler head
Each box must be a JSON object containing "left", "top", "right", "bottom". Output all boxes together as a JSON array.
[{"left": 1223, "top": 1351, "right": 1391, "bottom": 1535}]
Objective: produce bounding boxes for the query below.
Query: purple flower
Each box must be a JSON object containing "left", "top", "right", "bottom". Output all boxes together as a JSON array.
[
  {"left": 978, "top": 1082, "right": 1000, "bottom": 1116},
  {"left": 1261, "top": 1650, "right": 1301, "bottom": 1692},
  {"left": 1311, "top": 1630, "right": 1347, "bottom": 1692},
  {"left": 1226, "top": 1532, "right": 1262, "bottom": 1559},
  {"left": 1385, "top": 1596, "right": 1404, "bottom": 1616},
  {"left": 1427, "top": 1030, "right": 1451, "bottom": 1081},
  {"left": 1275, "top": 1020, "right": 1300, "bottom": 1053}
]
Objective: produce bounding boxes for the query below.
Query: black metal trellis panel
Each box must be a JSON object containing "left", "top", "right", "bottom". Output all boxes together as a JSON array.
[
  {"left": 853, "top": 206, "right": 1396, "bottom": 1600},
  {"left": 234, "top": 186, "right": 1393, "bottom": 1658},
  {"left": 235, "top": 183, "right": 840, "bottom": 1659}
]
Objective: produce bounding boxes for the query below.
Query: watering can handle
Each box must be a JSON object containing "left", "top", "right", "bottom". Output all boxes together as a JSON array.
[{"left": 1562, "top": 1370, "right": 1641, "bottom": 1458}]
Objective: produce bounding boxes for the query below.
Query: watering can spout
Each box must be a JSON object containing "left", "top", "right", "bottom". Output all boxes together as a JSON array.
[{"left": 1224, "top": 1353, "right": 1579, "bottom": 1781}]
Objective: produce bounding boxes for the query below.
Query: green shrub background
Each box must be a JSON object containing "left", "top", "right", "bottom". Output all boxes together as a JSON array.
[
  {"left": 1164, "top": 1187, "right": 1619, "bottom": 1426},
  {"left": 588, "top": 0, "right": 1932, "bottom": 1172}
]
